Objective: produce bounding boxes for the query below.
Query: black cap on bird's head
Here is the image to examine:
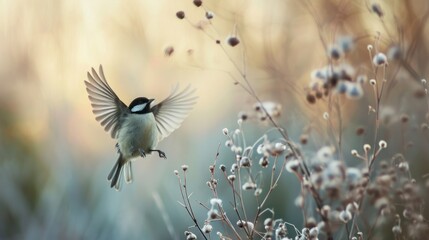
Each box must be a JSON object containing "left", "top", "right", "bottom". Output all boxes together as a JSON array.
[{"left": 129, "top": 97, "right": 154, "bottom": 114}]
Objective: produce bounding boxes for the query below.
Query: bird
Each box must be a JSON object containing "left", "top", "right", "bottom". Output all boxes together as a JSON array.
[{"left": 84, "top": 65, "right": 197, "bottom": 190}]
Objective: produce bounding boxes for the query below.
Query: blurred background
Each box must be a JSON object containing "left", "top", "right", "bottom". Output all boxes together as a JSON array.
[{"left": 1, "top": 0, "right": 429, "bottom": 239}]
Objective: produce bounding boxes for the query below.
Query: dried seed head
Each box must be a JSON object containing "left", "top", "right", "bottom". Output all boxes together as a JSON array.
[
  {"left": 306, "top": 217, "right": 317, "bottom": 229},
  {"left": 317, "top": 145, "right": 335, "bottom": 161},
  {"left": 387, "top": 45, "right": 402, "bottom": 60},
  {"left": 351, "top": 149, "right": 358, "bottom": 156},
  {"left": 346, "top": 83, "right": 363, "bottom": 99},
  {"left": 208, "top": 182, "right": 217, "bottom": 190},
  {"left": 164, "top": 46, "right": 174, "bottom": 56},
  {"left": 215, "top": 39, "right": 221, "bottom": 44},
  {"left": 310, "top": 173, "right": 323, "bottom": 187},
  {"left": 309, "top": 227, "right": 319, "bottom": 237},
  {"left": 202, "top": 224, "right": 213, "bottom": 233},
  {"left": 286, "top": 159, "right": 300, "bottom": 173},
  {"left": 400, "top": 114, "right": 409, "bottom": 123},
  {"left": 174, "top": 170, "right": 179, "bottom": 175},
  {"left": 392, "top": 225, "right": 402, "bottom": 235},
  {"left": 238, "top": 111, "right": 248, "bottom": 121},
  {"left": 373, "top": 52, "right": 388, "bottom": 66},
  {"left": 367, "top": 44, "right": 373, "bottom": 51},
  {"left": 207, "top": 209, "right": 219, "bottom": 219},
  {"left": 398, "top": 162, "right": 409, "bottom": 172},
  {"left": 356, "top": 75, "right": 368, "bottom": 84},
  {"left": 242, "top": 181, "right": 257, "bottom": 190},
  {"left": 311, "top": 69, "right": 326, "bottom": 81},
  {"left": 236, "top": 221, "right": 254, "bottom": 231},
  {"left": 234, "top": 146, "right": 242, "bottom": 155},
  {"left": 239, "top": 156, "right": 251, "bottom": 167},
  {"left": 193, "top": 0, "right": 203, "bottom": 7},
  {"left": 371, "top": 3, "right": 384, "bottom": 17},
  {"left": 176, "top": 11, "right": 185, "bottom": 19},
  {"left": 302, "top": 228, "right": 310, "bottom": 236},
  {"left": 220, "top": 164, "right": 226, "bottom": 172},
  {"left": 316, "top": 222, "right": 326, "bottom": 235},
  {"left": 356, "top": 127, "right": 365, "bottom": 136},
  {"left": 379, "top": 161, "right": 388, "bottom": 169},
  {"left": 210, "top": 198, "right": 223, "bottom": 206},
  {"left": 346, "top": 202, "right": 359, "bottom": 213},
  {"left": 227, "top": 174, "right": 236, "bottom": 182},
  {"left": 375, "top": 197, "right": 389, "bottom": 210},
  {"left": 336, "top": 81, "right": 348, "bottom": 94},
  {"left": 230, "top": 163, "right": 238, "bottom": 173},
  {"left": 339, "top": 210, "right": 352, "bottom": 223},
  {"left": 259, "top": 156, "right": 269, "bottom": 168},
  {"left": 234, "top": 128, "right": 241, "bottom": 135},
  {"left": 369, "top": 79, "right": 377, "bottom": 85},
  {"left": 403, "top": 208, "right": 413, "bottom": 219},
  {"left": 264, "top": 218, "right": 273, "bottom": 226},
  {"left": 337, "top": 36, "right": 354, "bottom": 53},
  {"left": 254, "top": 188, "right": 262, "bottom": 196},
  {"left": 205, "top": 11, "right": 214, "bottom": 19},
  {"left": 327, "top": 44, "right": 343, "bottom": 60},
  {"left": 376, "top": 175, "right": 392, "bottom": 188},
  {"left": 227, "top": 36, "right": 240, "bottom": 47},
  {"left": 181, "top": 165, "right": 189, "bottom": 171},
  {"left": 364, "top": 144, "right": 371, "bottom": 152},
  {"left": 306, "top": 93, "right": 316, "bottom": 104},
  {"left": 347, "top": 168, "right": 363, "bottom": 186},
  {"left": 184, "top": 231, "right": 197, "bottom": 240},
  {"left": 273, "top": 142, "right": 286, "bottom": 154},
  {"left": 323, "top": 112, "right": 329, "bottom": 120},
  {"left": 222, "top": 128, "right": 229, "bottom": 135},
  {"left": 295, "top": 195, "right": 304, "bottom": 207},
  {"left": 275, "top": 223, "right": 287, "bottom": 238},
  {"left": 379, "top": 140, "right": 387, "bottom": 149},
  {"left": 321, "top": 205, "right": 331, "bottom": 218}
]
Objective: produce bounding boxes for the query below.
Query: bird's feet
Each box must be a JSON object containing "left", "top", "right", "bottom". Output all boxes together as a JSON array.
[
  {"left": 150, "top": 149, "right": 167, "bottom": 159},
  {"left": 158, "top": 151, "right": 167, "bottom": 159},
  {"left": 139, "top": 149, "right": 147, "bottom": 158}
]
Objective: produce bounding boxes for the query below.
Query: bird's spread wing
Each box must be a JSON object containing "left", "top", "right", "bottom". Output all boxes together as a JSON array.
[
  {"left": 85, "top": 65, "right": 129, "bottom": 139},
  {"left": 151, "top": 85, "right": 197, "bottom": 142}
]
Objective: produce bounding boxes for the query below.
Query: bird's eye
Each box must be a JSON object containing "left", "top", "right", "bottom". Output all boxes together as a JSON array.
[{"left": 131, "top": 103, "right": 147, "bottom": 112}]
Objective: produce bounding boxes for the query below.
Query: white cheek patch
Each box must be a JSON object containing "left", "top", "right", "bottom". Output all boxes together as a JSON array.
[{"left": 131, "top": 103, "right": 147, "bottom": 112}]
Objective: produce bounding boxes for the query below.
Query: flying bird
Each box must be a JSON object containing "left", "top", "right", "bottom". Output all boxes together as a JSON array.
[{"left": 84, "top": 65, "right": 197, "bottom": 190}]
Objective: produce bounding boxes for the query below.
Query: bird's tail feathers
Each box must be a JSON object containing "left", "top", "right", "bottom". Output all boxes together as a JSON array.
[
  {"left": 124, "top": 161, "right": 133, "bottom": 184},
  {"left": 107, "top": 155, "right": 126, "bottom": 191}
]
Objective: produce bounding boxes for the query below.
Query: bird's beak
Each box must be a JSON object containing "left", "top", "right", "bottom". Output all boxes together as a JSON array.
[{"left": 149, "top": 99, "right": 155, "bottom": 104}]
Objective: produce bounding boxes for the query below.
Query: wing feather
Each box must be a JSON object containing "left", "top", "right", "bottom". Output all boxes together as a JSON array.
[
  {"left": 84, "top": 65, "right": 129, "bottom": 138},
  {"left": 151, "top": 85, "right": 197, "bottom": 141}
]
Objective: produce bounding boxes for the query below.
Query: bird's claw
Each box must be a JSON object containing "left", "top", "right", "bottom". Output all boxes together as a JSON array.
[
  {"left": 158, "top": 151, "right": 167, "bottom": 159},
  {"left": 139, "top": 149, "right": 146, "bottom": 158},
  {"left": 149, "top": 149, "right": 167, "bottom": 159},
  {"left": 139, "top": 149, "right": 166, "bottom": 159}
]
